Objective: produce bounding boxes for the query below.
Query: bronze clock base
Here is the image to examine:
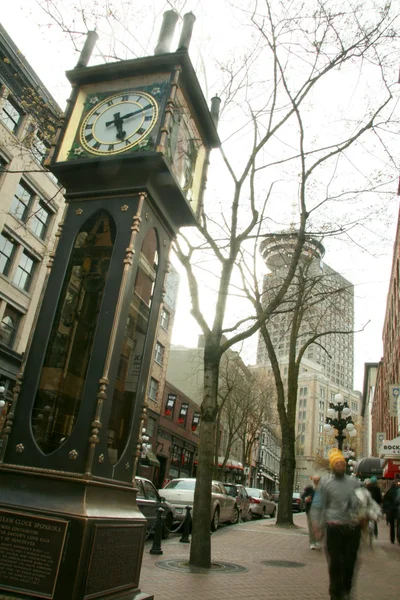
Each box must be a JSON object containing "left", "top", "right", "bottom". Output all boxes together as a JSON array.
[{"left": 0, "top": 467, "right": 154, "bottom": 600}]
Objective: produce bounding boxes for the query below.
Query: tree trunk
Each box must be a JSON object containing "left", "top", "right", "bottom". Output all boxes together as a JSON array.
[
  {"left": 189, "top": 346, "right": 220, "bottom": 568},
  {"left": 276, "top": 423, "right": 296, "bottom": 525}
]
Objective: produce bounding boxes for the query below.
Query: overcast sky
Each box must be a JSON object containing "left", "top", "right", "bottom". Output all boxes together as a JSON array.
[{"left": 1, "top": 0, "right": 399, "bottom": 391}]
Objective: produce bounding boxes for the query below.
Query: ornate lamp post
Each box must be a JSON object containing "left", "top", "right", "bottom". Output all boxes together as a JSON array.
[
  {"left": 324, "top": 393, "right": 357, "bottom": 451},
  {"left": 346, "top": 449, "right": 356, "bottom": 475}
]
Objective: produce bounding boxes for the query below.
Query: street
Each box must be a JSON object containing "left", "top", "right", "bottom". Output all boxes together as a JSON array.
[{"left": 140, "top": 513, "right": 400, "bottom": 600}]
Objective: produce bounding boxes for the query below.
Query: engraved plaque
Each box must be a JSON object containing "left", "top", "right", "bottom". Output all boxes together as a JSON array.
[
  {"left": 0, "top": 510, "right": 68, "bottom": 599},
  {"left": 84, "top": 523, "right": 145, "bottom": 599}
]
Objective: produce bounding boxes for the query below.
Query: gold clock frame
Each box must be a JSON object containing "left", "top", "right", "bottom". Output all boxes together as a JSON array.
[{"left": 78, "top": 90, "right": 159, "bottom": 157}]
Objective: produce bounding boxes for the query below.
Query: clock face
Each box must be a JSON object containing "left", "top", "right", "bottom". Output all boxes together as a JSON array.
[{"left": 79, "top": 90, "right": 158, "bottom": 156}]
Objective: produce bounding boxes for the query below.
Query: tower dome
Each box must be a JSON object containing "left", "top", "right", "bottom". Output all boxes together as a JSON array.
[{"left": 260, "top": 231, "right": 325, "bottom": 272}]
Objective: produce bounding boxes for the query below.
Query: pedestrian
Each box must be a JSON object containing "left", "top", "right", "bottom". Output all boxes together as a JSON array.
[
  {"left": 302, "top": 475, "right": 320, "bottom": 549},
  {"left": 311, "top": 449, "right": 361, "bottom": 600},
  {"left": 382, "top": 482, "right": 400, "bottom": 544},
  {"left": 366, "top": 476, "right": 382, "bottom": 538}
]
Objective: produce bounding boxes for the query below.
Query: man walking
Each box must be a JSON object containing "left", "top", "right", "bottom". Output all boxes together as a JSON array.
[
  {"left": 366, "top": 476, "right": 382, "bottom": 537},
  {"left": 382, "top": 481, "right": 400, "bottom": 544},
  {"left": 311, "top": 449, "right": 361, "bottom": 600},
  {"left": 302, "top": 475, "right": 320, "bottom": 549}
]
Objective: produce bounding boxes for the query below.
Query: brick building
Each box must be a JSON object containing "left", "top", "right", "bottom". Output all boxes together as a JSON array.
[{"left": 370, "top": 210, "right": 400, "bottom": 455}]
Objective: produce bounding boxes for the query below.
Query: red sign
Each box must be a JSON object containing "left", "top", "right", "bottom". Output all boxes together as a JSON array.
[{"left": 383, "top": 459, "right": 400, "bottom": 479}]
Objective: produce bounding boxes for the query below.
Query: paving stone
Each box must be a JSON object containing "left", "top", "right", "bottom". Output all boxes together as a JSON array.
[{"left": 140, "top": 513, "right": 400, "bottom": 600}]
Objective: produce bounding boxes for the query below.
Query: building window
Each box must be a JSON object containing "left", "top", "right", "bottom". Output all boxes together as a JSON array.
[
  {"left": 0, "top": 305, "right": 21, "bottom": 347},
  {"left": 164, "top": 393, "right": 176, "bottom": 418},
  {"left": 10, "top": 182, "right": 34, "bottom": 222},
  {"left": 0, "top": 232, "right": 16, "bottom": 276},
  {"left": 160, "top": 307, "right": 170, "bottom": 331},
  {"left": 1, "top": 98, "right": 23, "bottom": 133},
  {"left": 14, "top": 251, "right": 36, "bottom": 292},
  {"left": 351, "top": 401, "right": 358, "bottom": 413},
  {"left": 154, "top": 341, "right": 164, "bottom": 365},
  {"left": 28, "top": 126, "right": 48, "bottom": 164},
  {"left": 30, "top": 202, "right": 52, "bottom": 240},
  {"left": 0, "top": 155, "right": 7, "bottom": 176},
  {"left": 146, "top": 417, "right": 156, "bottom": 437},
  {"left": 148, "top": 377, "right": 159, "bottom": 401},
  {"left": 177, "top": 402, "right": 189, "bottom": 427}
]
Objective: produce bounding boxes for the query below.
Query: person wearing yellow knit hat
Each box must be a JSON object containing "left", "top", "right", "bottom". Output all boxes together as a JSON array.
[{"left": 310, "top": 447, "right": 361, "bottom": 600}]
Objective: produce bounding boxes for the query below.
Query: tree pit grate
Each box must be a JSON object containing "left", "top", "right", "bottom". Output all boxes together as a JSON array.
[
  {"left": 155, "top": 559, "right": 248, "bottom": 574},
  {"left": 262, "top": 560, "right": 306, "bottom": 568}
]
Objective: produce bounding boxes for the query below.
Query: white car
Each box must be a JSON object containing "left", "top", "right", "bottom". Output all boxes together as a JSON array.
[{"left": 159, "top": 478, "right": 238, "bottom": 531}]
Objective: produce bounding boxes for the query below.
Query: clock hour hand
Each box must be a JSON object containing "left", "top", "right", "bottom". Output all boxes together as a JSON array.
[
  {"left": 105, "top": 112, "right": 126, "bottom": 140},
  {"left": 120, "top": 103, "right": 153, "bottom": 120}
]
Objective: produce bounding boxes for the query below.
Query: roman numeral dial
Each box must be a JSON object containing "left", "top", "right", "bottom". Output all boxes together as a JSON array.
[{"left": 79, "top": 90, "right": 159, "bottom": 156}]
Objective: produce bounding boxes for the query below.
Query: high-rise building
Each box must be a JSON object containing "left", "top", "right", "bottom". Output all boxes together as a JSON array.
[
  {"left": 256, "top": 232, "right": 361, "bottom": 485},
  {"left": 0, "top": 25, "right": 64, "bottom": 402}
]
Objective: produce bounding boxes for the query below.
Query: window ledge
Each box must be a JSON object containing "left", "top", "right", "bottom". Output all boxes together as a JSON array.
[{"left": 10, "top": 281, "right": 32, "bottom": 299}]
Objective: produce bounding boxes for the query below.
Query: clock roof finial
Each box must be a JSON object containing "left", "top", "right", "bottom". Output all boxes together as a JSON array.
[
  {"left": 154, "top": 10, "right": 179, "bottom": 55},
  {"left": 75, "top": 30, "right": 99, "bottom": 69},
  {"left": 177, "top": 13, "right": 196, "bottom": 52}
]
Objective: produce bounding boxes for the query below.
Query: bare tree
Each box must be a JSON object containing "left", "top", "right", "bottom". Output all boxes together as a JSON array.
[{"left": 243, "top": 237, "right": 364, "bottom": 525}]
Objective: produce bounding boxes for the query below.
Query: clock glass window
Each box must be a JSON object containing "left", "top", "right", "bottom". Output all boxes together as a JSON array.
[{"left": 79, "top": 90, "right": 158, "bottom": 156}]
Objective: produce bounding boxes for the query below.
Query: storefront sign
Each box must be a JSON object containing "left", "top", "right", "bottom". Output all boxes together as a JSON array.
[
  {"left": 388, "top": 385, "right": 400, "bottom": 417},
  {"left": 381, "top": 435, "right": 400, "bottom": 457},
  {"left": 383, "top": 459, "right": 400, "bottom": 479}
]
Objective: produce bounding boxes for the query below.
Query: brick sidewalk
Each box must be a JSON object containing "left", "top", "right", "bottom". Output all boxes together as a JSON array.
[{"left": 139, "top": 513, "right": 400, "bottom": 600}]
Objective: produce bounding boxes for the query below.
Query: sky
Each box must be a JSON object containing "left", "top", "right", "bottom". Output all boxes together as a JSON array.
[{"left": 1, "top": 0, "right": 399, "bottom": 391}]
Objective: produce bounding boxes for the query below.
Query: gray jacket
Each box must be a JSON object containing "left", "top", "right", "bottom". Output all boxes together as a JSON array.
[{"left": 310, "top": 474, "right": 360, "bottom": 528}]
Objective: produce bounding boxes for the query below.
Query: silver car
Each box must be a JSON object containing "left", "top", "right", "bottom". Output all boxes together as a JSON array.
[
  {"left": 159, "top": 478, "right": 237, "bottom": 531},
  {"left": 245, "top": 487, "right": 277, "bottom": 519}
]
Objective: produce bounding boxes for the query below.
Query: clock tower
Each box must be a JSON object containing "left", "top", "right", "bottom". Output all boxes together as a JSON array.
[{"left": 0, "top": 11, "right": 219, "bottom": 600}]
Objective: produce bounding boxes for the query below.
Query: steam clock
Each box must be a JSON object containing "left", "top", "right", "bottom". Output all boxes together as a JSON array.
[{"left": 0, "top": 11, "right": 219, "bottom": 600}]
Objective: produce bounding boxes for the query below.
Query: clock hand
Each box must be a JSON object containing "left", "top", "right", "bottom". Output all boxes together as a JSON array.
[
  {"left": 105, "top": 112, "right": 122, "bottom": 128},
  {"left": 104, "top": 112, "right": 126, "bottom": 140},
  {"left": 120, "top": 103, "right": 153, "bottom": 120}
]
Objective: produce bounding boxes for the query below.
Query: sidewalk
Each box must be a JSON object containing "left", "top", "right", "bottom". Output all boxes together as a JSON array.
[{"left": 139, "top": 513, "right": 400, "bottom": 600}]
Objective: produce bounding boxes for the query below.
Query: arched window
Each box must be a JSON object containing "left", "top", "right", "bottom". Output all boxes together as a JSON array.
[
  {"left": 31, "top": 211, "right": 116, "bottom": 454},
  {"left": 107, "top": 228, "right": 159, "bottom": 465}
]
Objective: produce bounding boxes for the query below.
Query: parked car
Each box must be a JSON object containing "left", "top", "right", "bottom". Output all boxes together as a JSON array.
[
  {"left": 221, "top": 482, "right": 251, "bottom": 523},
  {"left": 245, "top": 487, "right": 277, "bottom": 519},
  {"left": 292, "top": 492, "right": 305, "bottom": 512},
  {"left": 135, "top": 476, "right": 175, "bottom": 539},
  {"left": 271, "top": 491, "right": 279, "bottom": 503},
  {"left": 159, "top": 478, "right": 237, "bottom": 531}
]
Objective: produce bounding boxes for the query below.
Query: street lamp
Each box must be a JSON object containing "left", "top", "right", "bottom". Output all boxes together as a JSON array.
[
  {"left": 0, "top": 384, "right": 5, "bottom": 409},
  {"left": 324, "top": 393, "right": 357, "bottom": 451},
  {"left": 141, "top": 427, "right": 151, "bottom": 455}
]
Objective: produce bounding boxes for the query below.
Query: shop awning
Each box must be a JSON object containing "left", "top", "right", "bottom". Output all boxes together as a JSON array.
[
  {"left": 353, "top": 457, "right": 383, "bottom": 479},
  {"left": 141, "top": 450, "right": 160, "bottom": 468},
  {"left": 217, "top": 457, "right": 244, "bottom": 471}
]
